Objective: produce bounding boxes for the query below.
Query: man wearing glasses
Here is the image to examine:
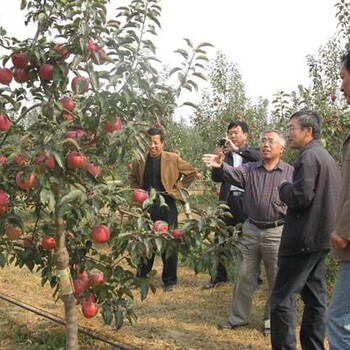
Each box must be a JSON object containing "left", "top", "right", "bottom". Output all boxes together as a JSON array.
[
  {"left": 270, "top": 110, "right": 341, "bottom": 350},
  {"left": 202, "top": 130, "right": 293, "bottom": 335}
]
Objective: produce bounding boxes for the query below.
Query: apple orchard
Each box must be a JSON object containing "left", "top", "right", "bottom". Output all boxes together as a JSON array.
[{"left": 0, "top": 1, "right": 242, "bottom": 349}]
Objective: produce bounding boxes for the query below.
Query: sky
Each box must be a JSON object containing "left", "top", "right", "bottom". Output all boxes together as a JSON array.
[{"left": 0, "top": 0, "right": 340, "bottom": 108}]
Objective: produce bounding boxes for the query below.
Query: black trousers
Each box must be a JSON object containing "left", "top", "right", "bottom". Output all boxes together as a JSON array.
[
  {"left": 138, "top": 196, "right": 178, "bottom": 286},
  {"left": 212, "top": 194, "right": 246, "bottom": 283},
  {"left": 270, "top": 250, "right": 328, "bottom": 350}
]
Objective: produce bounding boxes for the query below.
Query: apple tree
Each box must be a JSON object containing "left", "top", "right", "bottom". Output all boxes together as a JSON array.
[{"left": 0, "top": 0, "right": 213, "bottom": 348}]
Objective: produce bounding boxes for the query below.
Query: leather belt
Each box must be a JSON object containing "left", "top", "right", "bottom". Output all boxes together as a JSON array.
[
  {"left": 249, "top": 218, "right": 285, "bottom": 229},
  {"left": 229, "top": 191, "right": 244, "bottom": 197}
]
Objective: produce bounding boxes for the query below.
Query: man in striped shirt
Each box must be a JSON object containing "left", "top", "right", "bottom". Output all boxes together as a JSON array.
[{"left": 202, "top": 129, "right": 294, "bottom": 335}]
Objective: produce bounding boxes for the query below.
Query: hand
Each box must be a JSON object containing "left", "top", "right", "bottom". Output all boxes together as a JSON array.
[
  {"left": 202, "top": 153, "right": 224, "bottom": 168},
  {"left": 225, "top": 138, "right": 239, "bottom": 153},
  {"left": 330, "top": 231, "right": 349, "bottom": 250}
]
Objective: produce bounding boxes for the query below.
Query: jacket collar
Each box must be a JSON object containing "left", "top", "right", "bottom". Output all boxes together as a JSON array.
[{"left": 300, "top": 139, "right": 320, "bottom": 153}]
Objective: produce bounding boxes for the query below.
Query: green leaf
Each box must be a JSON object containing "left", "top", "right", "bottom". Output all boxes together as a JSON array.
[
  {"left": 187, "top": 79, "right": 198, "bottom": 91},
  {"left": 197, "top": 42, "right": 214, "bottom": 48},
  {"left": 182, "top": 83, "right": 193, "bottom": 92},
  {"left": 168, "top": 67, "right": 182, "bottom": 76},
  {"left": 59, "top": 189, "right": 84, "bottom": 205},
  {"left": 20, "top": 0, "right": 27, "bottom": 10},
  {"left": 103, "top": 307, "right": 113, "bottom": 325},
  {"left": 0, "top": 253, "right": 7, "bottom": 267},
  {"left": 181, "top": 101, "right": 198, "bottom": 108},
  {"left": 40, "top": 188, "right": 55, "bottom": 212},
  {"left": 155, "top": 237, "right": 163, "bottom": 251},
  {"left": 192, "top": 72, "right": 208, "bottom": 80},
  {"left": 114, "top": 310, "right": 124, "bottom": 330},
  {"left": 184, "top": 38, "right": 193, "bottom": 48},
  {"left": 174, "top": 49, "right": 189, "bottom": 60}
]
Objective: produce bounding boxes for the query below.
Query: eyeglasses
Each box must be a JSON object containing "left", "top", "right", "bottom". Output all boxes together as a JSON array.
[
  {"left": 286, "top": 126, "right": 303, "bottom": 133},
  {"left": 259, "top": 138, "right": 280, "bottom": 146}
]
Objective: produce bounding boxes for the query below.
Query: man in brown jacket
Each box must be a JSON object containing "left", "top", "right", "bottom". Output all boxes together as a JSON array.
[
  {"left": 128, "top": 127, "right": 196, "bottom": 291},
  {"left": 327, "top": 50, "right": 350, "bottom": 349}
]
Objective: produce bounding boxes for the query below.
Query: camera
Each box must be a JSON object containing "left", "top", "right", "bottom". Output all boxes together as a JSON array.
[{"left": 217, "top": 138, "right": 227, "bottom": 147}]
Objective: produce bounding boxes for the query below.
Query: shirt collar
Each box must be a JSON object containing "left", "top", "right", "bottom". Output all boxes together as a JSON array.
[{"left": 257, "top": 159, "right": 285, "bottom": 171}]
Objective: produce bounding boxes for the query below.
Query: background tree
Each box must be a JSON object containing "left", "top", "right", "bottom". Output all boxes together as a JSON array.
[{"left": 0, "top": 0, "right": 213, "bottom": 348}]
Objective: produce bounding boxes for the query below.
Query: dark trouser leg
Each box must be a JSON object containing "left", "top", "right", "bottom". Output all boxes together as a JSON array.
[
  {"left": 138, "top": 254, "right": 156, "bottom": 278},
  {"left": 161, "top": 249, "right": 178, "bottom": 286},
  {"left": 213, "top": 195, "right": 245, "bottom": 283},
  {"left": 300, "top": 251, "right": 327, "bottom": 350},
  {"left": 270, "top": 250, "right": 328, "bottom": 350},
  {"left": 139, "top": 196, "right": 179, "bottom": 285}
]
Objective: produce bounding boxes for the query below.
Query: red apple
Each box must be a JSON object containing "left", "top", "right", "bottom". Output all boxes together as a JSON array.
[
  {"left": 132, "top": 189, "right": 149, "bottom": 204},
  {"left": 171, "top": 228, "right": 184, "bottom": 239},
  {"left": 195, "top": 172, "right": 203, "bottom": 180},
  {"left": 88, "top": 272, "right": 104, "bottom": 287},
  {"left": 66, "top": 151, "right": 88, "bottom": 169},
  {"left": 82, "top": 300, "right": 98, "bottom": 318},
  {"left": 0, "top": 114, "right": 13, "bottom": 132},
  {"left": 106, "top": 118, "right": 122, "bottom": 133},
  {"left": 126, "top": 163, "right": 133, "bottom": 170},
  {"left": 23, "top": 235, "right": 33, "bottom": 248},
  {"left": 63, "top": 112, "right": 75, "bottom": 121},
  {"left": 87, "top": 163, "right": 102, "bottom": 178},
  {"left": 153, "top": 220, "right": 169, "bottom": 234},
  {"left": 13, "top": 68, "right": 30, "bottom": 83},
  {"left": 91, "top": 48, "right": 106, "bottom": 65},
  {"left": 41, "top": 236, "right": 56, "bottom": 250},
  {"left": 83, "top": 294, "right": 96, "bottom": 303},
  {"left": 71, "top": 76, "right": 89, "bottom": 94},
  {"left": 12, "top": 52, "right": 29, "bottom": 69},
  {"left": 88, "top": 39, "right": 99, "bottom": 52},
  {"left": 77, "top": 271, "right": 90, "bottom": 283},
  {"left": 4, "top": 224, "right": 22, "bottom": 240},
  {"left": 0, "top": 190, "right": 9, "bottom": 217},
  {"left": 13, "top": 153, "right": 26, "bottom": 165},
  {"left": 39, "top": 64, "right": 54, "bottom": 81},
  {"left": 73, "top": 278, "right": 88, "bottom": 297},
  {"left": 64, "top": 129, "right": 87, "bottom": 139},
  {"left": 91, "top": 224, "right": 110, "bottom": 243},
  {"left": 0, "top": 68, "right": 13, "bottom": 85},
  {"left": 35, "top": 153, "right": 55, "bottom": 171},
  {"left": 54, "top": 44, "right": 70, "bottom": 60},
  {"left": 16, "top": 170, "right": 38, "bottom": 191},
  {"left": 0, "top": 190, "right": 9, "bottom": 206},
  {"left": 60, "top": 96, "right": 75, "bottom": 112},
  {"left": 0, "top": 203, "right": 8, "bottom": 217},
  {"left": 0, "top": 156, "right": 6, "bottom": 166}
]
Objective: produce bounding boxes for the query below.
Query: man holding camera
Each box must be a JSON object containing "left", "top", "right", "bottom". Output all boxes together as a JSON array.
[{"left": 203, "top": 120, "right": 260, "bottom": 289}]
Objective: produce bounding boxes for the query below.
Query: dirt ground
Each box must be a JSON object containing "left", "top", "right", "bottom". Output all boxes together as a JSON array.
[{"left": 0, "top": 259, "right": 330, "bottom": 350}]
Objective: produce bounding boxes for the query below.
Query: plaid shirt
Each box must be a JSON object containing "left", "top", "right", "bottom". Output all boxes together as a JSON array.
[{"left": 222, "top": 160, "right": 294, "bottom": 222}]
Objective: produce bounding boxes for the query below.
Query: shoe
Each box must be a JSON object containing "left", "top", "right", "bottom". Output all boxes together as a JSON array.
[
  {"left": 202, "top": 281, "right": 225, "bottom": 289},
  {"left": 217, "top": 322, "right": 248, "bottom": 330},
  {"left": 262, "top": 320, "right": 270, "bottom": 336},
  {"left": 262, "top": 327, "right": 270, "bottom": 336},
  {"left": 163, "top": 284, "right": 176, "bottom": 292}
]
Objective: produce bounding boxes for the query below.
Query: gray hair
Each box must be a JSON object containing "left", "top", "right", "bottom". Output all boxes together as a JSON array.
[
  {"left": 290, "top": 109, "right": 321, "bottom": 139},
  {"left": 261, "top": 129, "right": 287, "bottom": 148}
]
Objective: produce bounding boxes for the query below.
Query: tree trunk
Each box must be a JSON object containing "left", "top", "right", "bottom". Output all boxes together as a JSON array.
[{"left": 54, "top": 186, "right": 79, "bottom": 350}]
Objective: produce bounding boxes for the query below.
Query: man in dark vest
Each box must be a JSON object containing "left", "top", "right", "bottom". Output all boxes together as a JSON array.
[{"left": 203, "top": 120, "right": 261, "bottom": 289}]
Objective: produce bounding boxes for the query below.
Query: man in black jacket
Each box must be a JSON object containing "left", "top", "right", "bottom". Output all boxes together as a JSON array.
[
  {"left": 203, "top": 120, "right": 260, "bottom": 289},
  {"left": 270, "top": 110, "right": 341, "bottom": 350}
]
